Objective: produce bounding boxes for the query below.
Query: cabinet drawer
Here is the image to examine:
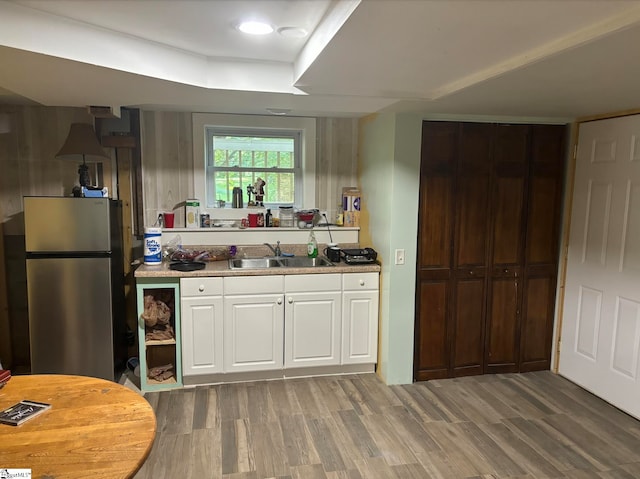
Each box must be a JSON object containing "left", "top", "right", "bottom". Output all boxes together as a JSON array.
[
  {"left": 342, "top": 272, "right": 379, "bottom": 291},
  {"left": 180, "top": 277, "right": 223, "bottom": 297},
  {"left": 285, "top": 273, "right": 341, "bottom": 292},
  {"left": 224, "top": 275, "right": 284, "bottom": 295}
]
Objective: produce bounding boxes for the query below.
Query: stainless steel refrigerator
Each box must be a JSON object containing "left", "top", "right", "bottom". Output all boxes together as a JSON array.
[{"left": 24, "top": 196, "right": 126, "bottom": 381}]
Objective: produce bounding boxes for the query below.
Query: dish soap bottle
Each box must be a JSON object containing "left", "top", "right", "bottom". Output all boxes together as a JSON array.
[{"left": 307, "top": 230, "right": 318, "bottom": 258}]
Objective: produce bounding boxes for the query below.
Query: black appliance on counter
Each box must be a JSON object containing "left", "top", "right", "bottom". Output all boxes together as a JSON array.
[{"left": 340, "top": 248, "right": 378, "bottom": 264}]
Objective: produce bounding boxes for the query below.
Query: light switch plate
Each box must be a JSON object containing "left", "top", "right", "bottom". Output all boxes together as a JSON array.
[{"left": 395, "top": 249, "right": 405, "bottom": 265}]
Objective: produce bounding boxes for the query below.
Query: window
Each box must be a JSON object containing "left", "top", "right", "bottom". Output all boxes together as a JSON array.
[
  {"left": 193, "top": 113, "right": 316, "bottom": 210},
  {"left": 205, "top": 128, "right": 301, "bottom": 207}
]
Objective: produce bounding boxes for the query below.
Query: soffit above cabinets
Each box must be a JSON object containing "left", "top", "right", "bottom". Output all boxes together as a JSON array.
[{"left": 2, "top": 0, "right": 640, "bottom": 119}]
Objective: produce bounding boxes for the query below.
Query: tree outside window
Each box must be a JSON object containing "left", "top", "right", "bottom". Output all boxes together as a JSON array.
[{"left": 205, "top": 128, "right": 302, "bottom": 207}]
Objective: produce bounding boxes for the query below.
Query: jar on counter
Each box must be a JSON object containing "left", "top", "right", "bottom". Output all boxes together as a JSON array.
[
  {"left": 336, "top": 205, "right": 344, "bottom": 226},
  {"left": 279, "top": 206, "right": 295, "bottom": 227}
]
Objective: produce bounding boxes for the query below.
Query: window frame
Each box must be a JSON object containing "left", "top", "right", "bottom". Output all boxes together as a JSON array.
[
  {"left": 193, "top": 113, "right": 316, "bottom": 210},
  {"left": 205, "top": 127, "right": 302, "bottom": 207}
]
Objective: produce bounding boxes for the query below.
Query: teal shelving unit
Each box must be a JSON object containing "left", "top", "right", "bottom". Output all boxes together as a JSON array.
[{"left": 136, "top": 278, "right": 183, "bottom": 392}]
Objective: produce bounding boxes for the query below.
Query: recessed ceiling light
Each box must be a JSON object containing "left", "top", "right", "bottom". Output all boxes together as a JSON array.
[
  {"left": 238, "top": 21, "right": 273, "bottom": 35},
  {"left": 277, "top": 27, "right": 308, "bottom": 39}
]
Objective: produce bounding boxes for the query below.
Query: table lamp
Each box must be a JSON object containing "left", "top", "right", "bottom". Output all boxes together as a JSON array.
[{"left": 56, "top": 123, "right": 109, "bottom": 187}]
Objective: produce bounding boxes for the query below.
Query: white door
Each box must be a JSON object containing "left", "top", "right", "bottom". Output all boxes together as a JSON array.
[
  {"left": 223, "top": 294, "right": 284, "bottom": 372},
  {"left": 284, "top": 291, "right": 341, "bottom": 368},
  {"left": 181, "top": 296, "right": 224, "bottom": 375},
  {"left": 559, "top": 114, "right": 640, "bottom": 419}
]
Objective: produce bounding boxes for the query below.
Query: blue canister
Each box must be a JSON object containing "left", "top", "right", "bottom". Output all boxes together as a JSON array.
[{"left": 144, "top": 227, "right": 162, "bottom": 265}]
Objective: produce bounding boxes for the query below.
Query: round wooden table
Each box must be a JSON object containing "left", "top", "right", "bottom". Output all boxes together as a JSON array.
[{"left": 0, "top": 374, "right": 156, "bottom": 479}]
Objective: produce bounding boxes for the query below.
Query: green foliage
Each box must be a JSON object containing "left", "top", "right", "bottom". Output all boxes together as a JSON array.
[{"left": 208, "top": 134, "right": 297, "bottom": 206}]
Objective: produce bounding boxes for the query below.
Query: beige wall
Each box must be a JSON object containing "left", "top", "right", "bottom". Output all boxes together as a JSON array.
[
  {"left": 140, "top": 112, "right": 359, "bottom": 227},
  {"left": 1, "top": 106, "right": 360, "bottom": 369},
  {"left": 0, "top": 105, "right": 99, "bottom": 369},
  {"left": 0, "top": 106, "right": 100, "bottom": 234}
]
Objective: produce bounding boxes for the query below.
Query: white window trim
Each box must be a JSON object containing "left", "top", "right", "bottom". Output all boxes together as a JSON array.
[{"left": 193, "top": 113, "right": 316, "bottom": 210}]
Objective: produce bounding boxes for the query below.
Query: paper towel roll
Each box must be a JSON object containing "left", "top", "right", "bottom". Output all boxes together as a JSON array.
[{"left": 144, "top": 227, "right": 162, "bottom": 265}]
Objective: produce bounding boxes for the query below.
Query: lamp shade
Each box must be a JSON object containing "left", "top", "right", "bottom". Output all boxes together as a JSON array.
[{"left": 56, "top": 123, "right": 108, "bottom": 159}]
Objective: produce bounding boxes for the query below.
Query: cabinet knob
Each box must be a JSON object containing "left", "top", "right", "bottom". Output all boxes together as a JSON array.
[
  {"left": 198, "top": 285, "right": 205, "bottom": 292},
  {"left": 288, "top": 297, "right": 293, "bottom": 304},
  {"left": 277, "top": 298, "right": 283, "bottom": 305},
  {"left": 503, "top": 269, "right": 509, "bottom": 274},
  {"left": 360, "top": 279, "right": 365, "bottom": 286}
]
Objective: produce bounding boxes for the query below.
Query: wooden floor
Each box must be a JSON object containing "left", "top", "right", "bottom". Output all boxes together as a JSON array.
[{"left": 134, "top": 371, "right": 640, "bottom": 479}]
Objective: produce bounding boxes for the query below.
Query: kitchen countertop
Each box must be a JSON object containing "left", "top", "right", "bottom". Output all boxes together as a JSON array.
[{"left": 135, "top": 258, "right": 381, "bottom": 278}]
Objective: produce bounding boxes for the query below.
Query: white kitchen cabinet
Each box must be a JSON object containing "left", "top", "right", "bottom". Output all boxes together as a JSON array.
[
  {"left": 223, "top": 276, "right": 285, "bottom": 373},
  {"left": 180, "top": 277, "right": 224, "bottom": 376},
  {"left": 183, "top": 271, "right": 379, "bottom": 379},
  {"left": 284, "top": 274, "right": 342, "bottom": 368},
  {"left": 342, "top": 273, "right": 379, "bottom": 364}
]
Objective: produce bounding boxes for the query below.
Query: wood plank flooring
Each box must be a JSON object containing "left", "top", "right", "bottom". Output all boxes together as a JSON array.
[{"left": 134, "top": 372, "right": 640, "bottom": 479}]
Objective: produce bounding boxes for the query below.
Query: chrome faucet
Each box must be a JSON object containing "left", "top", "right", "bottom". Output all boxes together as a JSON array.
[{"left": 264, "top": 241, "right": 281, "bottom": 256}]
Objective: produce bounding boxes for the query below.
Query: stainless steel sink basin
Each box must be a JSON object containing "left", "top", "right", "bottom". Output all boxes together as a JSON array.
[
  {"left": 229, "top": 257, "right": 284, "bottom": 269},
  {"left": 279, "top": 256, "right": 334, "bottom": 268},
  {"left": 228, "top": 256, "right": 334, "bottom": 269}
]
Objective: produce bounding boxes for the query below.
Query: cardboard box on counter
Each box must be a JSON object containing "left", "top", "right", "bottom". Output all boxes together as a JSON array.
[
  {"left": 185, "top": 198, "right": 200, "bottom": 228},
  {"left": 342, "top": 187, "right": 360, "bottom": 227}
]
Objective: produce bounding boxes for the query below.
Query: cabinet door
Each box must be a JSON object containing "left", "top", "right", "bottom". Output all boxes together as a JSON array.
[
  {"left": 181, "top": 296, "right": 224, "bottom": 376},
  {"left": 223, "top": 294, "right": 284, "bottom": 372},
  {"left": 342, "top": 290, "right": 379, "bottom": 364},
  {"left": 284, "top": 291, "right": 341, "bottom": 368}
]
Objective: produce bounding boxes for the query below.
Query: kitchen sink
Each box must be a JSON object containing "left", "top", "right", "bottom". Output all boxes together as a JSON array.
[
  {"left": 228, "top": 258, "right": 284, "bottom": 269},
  {"left": 279, "top": 256, "right": 334, "bottom": 268},
  {"left": 228, "top": 256, "right": 334, "bottom": 269}
]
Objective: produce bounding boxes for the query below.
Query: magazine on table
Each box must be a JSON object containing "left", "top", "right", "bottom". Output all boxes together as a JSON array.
[{"left": 0, "top": 400, "right": 51, "bottom": 426}]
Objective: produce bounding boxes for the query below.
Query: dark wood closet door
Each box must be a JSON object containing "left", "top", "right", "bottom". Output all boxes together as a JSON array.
[
  {"left": 485, "top": 125, "right": 528, "bottom": 373},
  {"left": 415, "top": 121, "right": 566, "bottom": 381},
  {"left": 520, "top": 125, "right": 566, "bottom": 371},
  {"left": 415, "top": 122, "right": 456, "bottom": 380},
  {"left": 451, "top": 123, "right": 492, "bottom": 377}
]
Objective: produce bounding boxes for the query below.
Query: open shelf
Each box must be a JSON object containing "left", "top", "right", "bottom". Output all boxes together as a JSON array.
[
  {"left": 147, "top": 376, "right": 177, "bottom": 386},
  {"left": 137, "top": 279, "right": 182, "bottom": 392},
  {"left": 145, "top": 338, "right": 176, "bottom": 346}
]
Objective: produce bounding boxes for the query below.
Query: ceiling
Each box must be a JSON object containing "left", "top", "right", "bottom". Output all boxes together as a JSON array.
[{"left": 1, "top": 0, "right": 640, "bottom": 120}]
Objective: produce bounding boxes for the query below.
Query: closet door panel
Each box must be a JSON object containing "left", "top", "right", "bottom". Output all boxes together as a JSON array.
[
  {"left": 456, "top": 176, "right": 490, "bottom": 266},
  {"left": 418, "top": 176, "right": 453, "bottom": 268},
  {"left": 452, "top": 278, "right": 484, "bottom": 376},
  {"left": 415, "top": 281, "right": 449, "bottom": 380},
  {"left": 415, "top": 121, "right": 457, "bottom": 380},
  {"left": 492, "top": 177, "right": 525, "bottom": 264},
  {"left": 527, "top": 176, "right": 561, "bottom": 264},
  {"left": 486, "top": 124, "right": 528, "bottom": 374},
  {"left": 520, "top": 277, "right": 555, "bottom": 371},
  {"left": 527, "top": 125, "right": 565, "bottom": 266},
  {"left": 486, "top": 276, "right": 519, "bottom": 372},
  {"left": 456, "top": 123, "right": 491, "bottom": 268},
  {"left": 522, "top": 125, "right": 566, "bottom": 370}
]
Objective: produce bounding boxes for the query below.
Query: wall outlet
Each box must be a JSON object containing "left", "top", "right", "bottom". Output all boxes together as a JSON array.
[{"left": 395, "top": 249, "right": 405, "bottom": 265}]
